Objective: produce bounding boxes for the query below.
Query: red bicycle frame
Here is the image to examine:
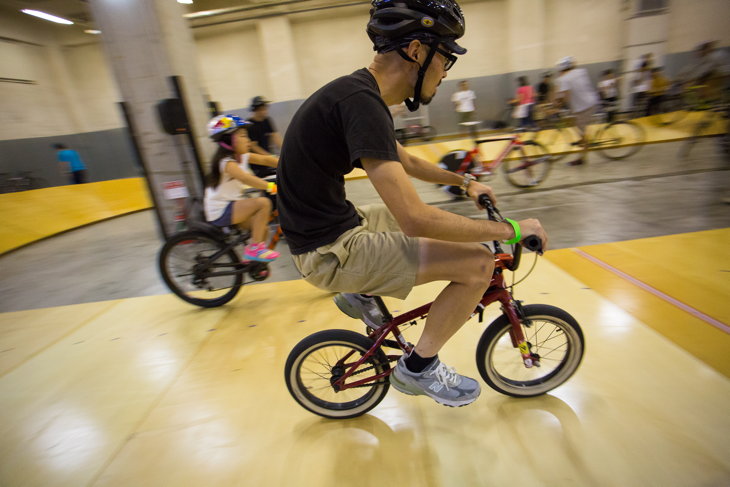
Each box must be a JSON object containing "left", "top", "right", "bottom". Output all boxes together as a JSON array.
[
  {"left": 330, "top": 250, "right": 535, "bottom": 392},
  {"left": 455, "top": 135, "right": 528, "bottom": 176}
]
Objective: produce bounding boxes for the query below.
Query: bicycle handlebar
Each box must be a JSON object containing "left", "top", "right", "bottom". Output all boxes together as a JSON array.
[{"left": 478, "top": 194, "right": 543, "bottom": 255}]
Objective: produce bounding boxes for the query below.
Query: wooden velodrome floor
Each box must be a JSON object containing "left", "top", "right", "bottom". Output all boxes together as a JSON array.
[{"left": 1, "top": 118, "right": 729, "bottom": 486}]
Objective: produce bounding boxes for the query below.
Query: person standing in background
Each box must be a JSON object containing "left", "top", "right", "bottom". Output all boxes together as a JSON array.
[
  {"left": 451, "top": 80, "right": 476, "bottom": 133},
  {"left": 512, "top": 76, "right": 536, "bottom": 129},
  {"left": 246, "top": 96, "right": 282, "bottom": 178},
  {"left": 533, "top": 72, "right": 553, "bottom": 125},
  {"left": 53, "top": 143, "right": 88, "bottom": 185},
  {"left": 630, "top": 54, "right": 653, "bottom": 113},
  {"left": 597, "top": 69, "right": 620, "bottom": 122},
  {"left": 646, "top": 67, "right": 670, "bottom": 116}
]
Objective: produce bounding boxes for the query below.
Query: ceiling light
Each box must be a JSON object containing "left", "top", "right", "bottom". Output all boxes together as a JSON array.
[
  {"left": 21, "top": 9, "right": 74, "bottom": 25},
  {"left": 177, "top": 0, "right": 194, "bottom": 4},
  {"left": 84, "top": 29, "right": 102, "bottom": 35}
]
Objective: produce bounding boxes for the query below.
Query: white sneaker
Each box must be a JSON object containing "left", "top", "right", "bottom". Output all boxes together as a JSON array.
[{"left": 390, "top": 355, "right": 481, "bottom": 407}]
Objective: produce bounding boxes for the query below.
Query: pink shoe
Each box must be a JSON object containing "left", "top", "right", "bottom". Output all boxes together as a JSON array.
[{"left": 244, "top": 243, "right": 280, "bottom": 262}]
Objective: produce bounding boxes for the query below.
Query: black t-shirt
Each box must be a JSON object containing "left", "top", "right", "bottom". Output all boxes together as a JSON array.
[
  {"left": 246, "top": 117, "right": 277, "bottom": 178},
  {"left": 277, "top": 68, "right": 399, "bottom": 254},
  {"left": 537, "top": 81, "right": 550, "bottom": 103}
]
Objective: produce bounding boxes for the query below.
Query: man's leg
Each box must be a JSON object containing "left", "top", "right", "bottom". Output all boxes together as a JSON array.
[
  {"left": 413, "top": 239, "right": 494, "bottom": 356},
  {"left": 568, "top": 106, "right": 594, "bottom": 166},
  {"left": 388, "top": 239, "right": 493, "bottom": 406}
]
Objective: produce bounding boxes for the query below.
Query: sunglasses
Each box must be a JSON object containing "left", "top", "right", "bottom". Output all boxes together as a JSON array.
[{"left": 433, "top": 46, "right": 457, "bottom": 71}]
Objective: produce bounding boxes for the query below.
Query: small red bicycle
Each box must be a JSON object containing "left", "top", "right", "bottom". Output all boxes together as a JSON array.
[
  {"left": 438, "top": 134, "right": 552, "bottom": 193},
  {"left": 285, "top": 195, "right": 584, "bottom": 419}
]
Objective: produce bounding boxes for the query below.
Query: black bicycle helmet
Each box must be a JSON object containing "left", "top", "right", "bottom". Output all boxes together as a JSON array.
[
  {"left": 367, "top": 0, "right": 467, "bottom": 111},
  {"left": 368, "top": 0, "right": 465, "bottom": 52}
]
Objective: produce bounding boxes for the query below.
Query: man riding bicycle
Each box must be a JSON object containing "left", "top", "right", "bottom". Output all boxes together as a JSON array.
[{"left": 277, "top": 0, "right": 547, "bottom": 407}]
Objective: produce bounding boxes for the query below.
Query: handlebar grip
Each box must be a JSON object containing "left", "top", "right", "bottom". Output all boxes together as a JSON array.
[
  {"left": 478, "top": 193, "right": 492, "bottom": 207},
  {"left": 522, "top": 235, "right": 543, "bottom": 254}
]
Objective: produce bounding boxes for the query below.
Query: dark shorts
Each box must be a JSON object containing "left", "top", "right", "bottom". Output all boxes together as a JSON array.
[
  {"left": 209, "top": 202, "right": 234, "bottom": 227},
  {"left": 71, "top": 170, "right": 87, "bottom": 185}
]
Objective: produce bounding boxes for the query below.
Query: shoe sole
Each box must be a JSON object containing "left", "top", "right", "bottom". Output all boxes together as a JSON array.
[
  {"left": 245, "top": 256, "right": 277, "bottom": 262},
  {"left": 389, "top": 371, "right": 480, "bottom": 408}
]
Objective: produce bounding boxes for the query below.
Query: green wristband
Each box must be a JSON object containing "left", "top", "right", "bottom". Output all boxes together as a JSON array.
[{"left": 503, "top": 218, "right": 521, "bottom": 245}]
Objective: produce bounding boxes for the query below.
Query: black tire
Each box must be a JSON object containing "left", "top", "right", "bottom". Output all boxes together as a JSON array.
[
  {"left": 285, "top": 329, "right": 391, "bottom": 419},
  {"left": 594, "top": 121, "right": 645, "bottom": 160},
  {"left": 158, "top": 231, "right": 243, "bottom": 307},
  {"left": 475, "top": 304, "right": 584, "bottom": 397},
  {"left": 503, "top": 140, "right": 552, "bottom": 189},
  {"left": 420, "top": 125, "right": 437, "bottom": 141},
  {"left": 437, "top": 149, "right": 476, "bottom": 198}
]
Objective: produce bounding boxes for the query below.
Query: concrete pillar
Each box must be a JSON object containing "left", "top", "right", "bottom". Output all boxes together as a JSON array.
[
  {"left": 256, "top": 17, "right": 303, "bottom": 101},
  {"left": 619, "top": 1, "right": 669, "bottom": 110},
  {"left": 507, "top": 0, "right": 546, "bottom": 73},
  {"left": 88, "top": 0, "right": 212, "bottom": 238}
]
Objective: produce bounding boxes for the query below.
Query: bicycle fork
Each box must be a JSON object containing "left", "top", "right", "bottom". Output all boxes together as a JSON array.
[{"left": 499, "top": 295, "right": 540, "bottom": 369}]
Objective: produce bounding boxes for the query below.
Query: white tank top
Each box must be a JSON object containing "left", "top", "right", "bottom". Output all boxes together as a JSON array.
[{"left": 204, "top": 153, "right": 252, "bottom": 221}]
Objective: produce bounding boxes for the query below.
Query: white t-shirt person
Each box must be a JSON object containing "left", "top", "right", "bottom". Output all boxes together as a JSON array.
[
  {"left": 451, "top": 88, "right": 476, "bottom": 113},
  {"left": 598, "top": 78, "right": 618, "bottom": 99},
  {"left": 556, "top": 68, "right": 599, "bottom": 113}
]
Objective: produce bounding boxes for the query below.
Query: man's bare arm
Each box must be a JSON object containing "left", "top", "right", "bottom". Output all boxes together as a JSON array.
[
  {"left": 362, "top": 157, "right": 531, "bottom": 243},
  {"left": 396, "top": 142, "right": 498, "bottom": 206}
]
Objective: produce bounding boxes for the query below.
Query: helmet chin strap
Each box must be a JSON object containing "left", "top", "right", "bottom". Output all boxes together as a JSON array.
[{"left": 395, "top": 39, "right": 439, "bottom": 112}]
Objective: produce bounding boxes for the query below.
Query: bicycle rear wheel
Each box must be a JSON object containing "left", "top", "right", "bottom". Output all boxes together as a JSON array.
[
  {"left": 285, "top": 329, "right": 391, "bottom": 419},
  {"left": 158, "top": 231, "right": 243, "bottom": 307},
  {"left": 503, "top": 140, "right": 552, "bottom": 189},
  {"left": 475, "top": 304, "right": 584, "bottom": 397},
  {"left": 594, "top": 121, "right": 645, "bottom": 160}
]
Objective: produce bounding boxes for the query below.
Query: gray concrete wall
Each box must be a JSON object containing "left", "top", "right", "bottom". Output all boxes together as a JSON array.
[{"left": 0, "top": 128, "right": 140, "bottom": 188}]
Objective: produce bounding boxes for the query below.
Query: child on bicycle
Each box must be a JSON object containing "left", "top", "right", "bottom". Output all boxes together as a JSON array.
[{"left": 205, "top": 114, "right": 280, "bottom": 263}]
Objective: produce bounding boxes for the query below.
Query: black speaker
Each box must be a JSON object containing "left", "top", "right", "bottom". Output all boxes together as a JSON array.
[
  {"left": 208, "top": 101, "right": 220, "bottom": 117},
  {"left": 157, "top": 98, "right": 189, "bottom": 135}
]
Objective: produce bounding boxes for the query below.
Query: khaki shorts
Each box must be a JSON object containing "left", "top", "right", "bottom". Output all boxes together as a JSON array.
[
  {"left": 291, "top": 204, "right": 419, "bottom": 300},
  {"left": 574, "top": 105, "right": 597, "bottom": 134},
  {"left": 458, "top": 111, "right": 475, "bottom": 124}
]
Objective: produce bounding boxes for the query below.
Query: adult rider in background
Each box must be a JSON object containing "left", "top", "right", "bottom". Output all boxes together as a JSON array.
[
  {"left": 277, "top": 0, "right": 547, "bottom": 408},
  {"left": 247, "top": 96, "right": 283, "bottom": 178}
]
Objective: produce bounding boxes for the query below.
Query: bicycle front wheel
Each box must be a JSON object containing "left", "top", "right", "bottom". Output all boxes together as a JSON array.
[
  {"left": 475, "top": 304, "right": 584, "bottom": 397},
  {"left": 503, "top": 140, "right": 552, "bottom": 189},
  {"left": 158, "top": 231, "right": 243, "bottom": 307},
  {"left": 594, "top": 121, "right": 645, "bottom": 160},
  {"left": 285, "top": 329, "right": 391, "bottom": 419}
]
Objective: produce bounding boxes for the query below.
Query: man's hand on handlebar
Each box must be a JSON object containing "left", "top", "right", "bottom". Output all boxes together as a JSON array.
[
  {"left": 466, "top": 181, "right": 498, "bottom": 208},
  {"left": 517, "top": 218, "right": 548, "bottom": 254}
]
